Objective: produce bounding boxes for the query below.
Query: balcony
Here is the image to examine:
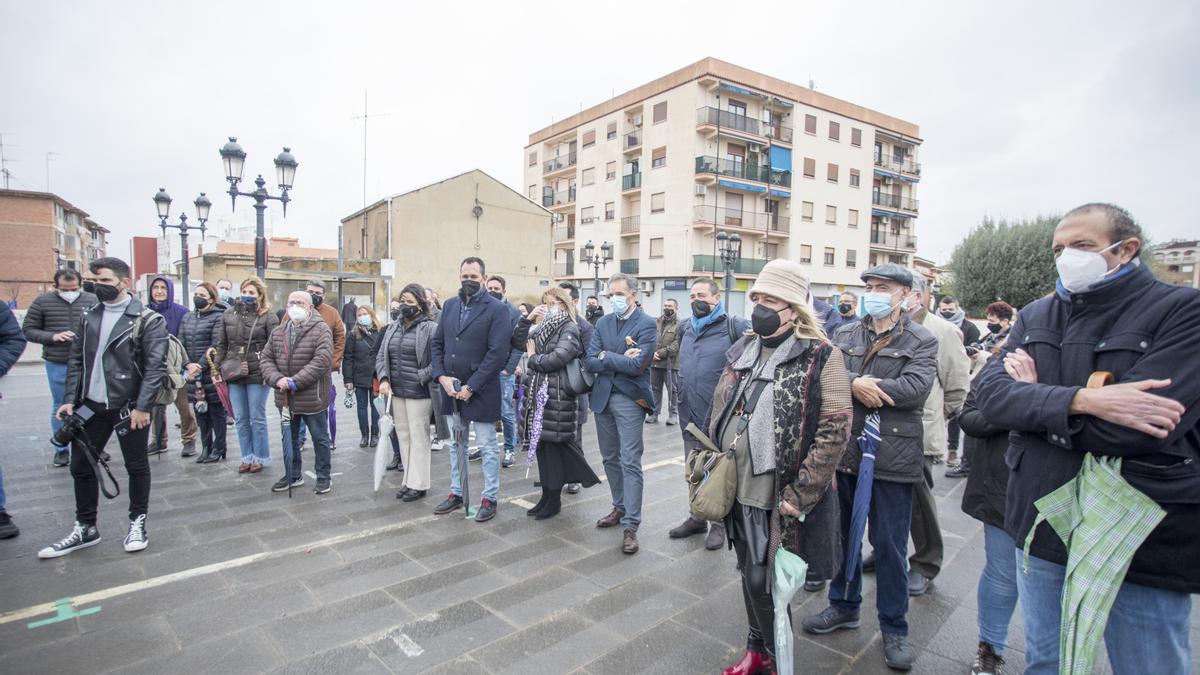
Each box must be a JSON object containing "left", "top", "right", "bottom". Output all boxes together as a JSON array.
[
  {"left": 696, "top": 107, "right": 760, "bottom": 135},
  {"left": 870, "top": 230, "right": 918, "bottom": 250},
  {"left": 693, "top": 205, "right": 789, "bottom": 235},
  {"left": 553, "top": 224, "right": 576, "bottom": 243},
  {"left": 871, "top": 191, "right": 919, "bottom": 213},
  {"left": 623, "top": 129, "right": 642, "bottom": 154},
  {"left": 692, "top": 255, "right": 769, "bottom": 276},
  {"left": 622, "top": 172, "right": 642, "bottom": 192},
  {"left": 764, "top": 123, "right": 793, "bottom": 144},
  {"left": 620, "top": 259, "right": 640, "bottom": 275},
  {"left": 873, "top": 154, "right": 921, "bottom": 176},
  {"left": 543, "top": 153, "right": 578, "bottom": 177},
  {"left": 542, "top": 188, "right": 576, "bottom": 209},
  {"left": 695, "top": 156, "right": 791, "bottom": 188},
  {"left": 553, "top": 261, "right": 575, "bottom": 277},
  {"left": 620, "top": 215, "right": 641, "bottom": 236}
]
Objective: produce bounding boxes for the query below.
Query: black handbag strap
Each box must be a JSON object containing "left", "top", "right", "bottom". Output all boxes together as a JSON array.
[{"left": 728, "top": 377, "right": 771, "bottom": 449}]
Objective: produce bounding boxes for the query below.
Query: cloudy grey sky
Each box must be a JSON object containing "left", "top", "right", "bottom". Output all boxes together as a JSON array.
[{"left": 2, "top": 0, "right": 1197, "bottom": 264}]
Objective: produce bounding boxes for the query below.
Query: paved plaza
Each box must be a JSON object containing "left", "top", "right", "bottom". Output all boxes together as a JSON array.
[{"left": 1, "top": 363, "right": 1197, "bottom": 674}]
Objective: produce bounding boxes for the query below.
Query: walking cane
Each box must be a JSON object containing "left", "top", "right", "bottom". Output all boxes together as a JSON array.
[{"left": 451, "top": 379, "right": 475, "bottom": 519}]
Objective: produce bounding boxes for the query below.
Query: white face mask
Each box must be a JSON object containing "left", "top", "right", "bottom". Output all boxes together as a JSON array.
[
  {"left": 58, "top": 290, "right": 81, "bottom": 303},
  {"left": 287, "top": 306, "right": 310, "bottom": 322},
  {"left": 357, "top": 315, "right": 372, "bottom": 327},
  {"left": 1056, "top": 240, "right": 1124, "bottom": 293}
]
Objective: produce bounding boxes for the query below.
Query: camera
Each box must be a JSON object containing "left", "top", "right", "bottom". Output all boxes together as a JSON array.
[
  {"left": 344, "top": 389, "right": 355, "bottom": 409},
  {"left": 192, "top": 381, "right": 207, "bottom": 414},
  {"left": 52, "top": 405, "right": 96, "bottom": 447}
]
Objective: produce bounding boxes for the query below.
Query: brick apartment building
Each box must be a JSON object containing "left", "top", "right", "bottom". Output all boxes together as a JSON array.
[{"left": 0, "top": 189, "right": 109, "bottom": 308}]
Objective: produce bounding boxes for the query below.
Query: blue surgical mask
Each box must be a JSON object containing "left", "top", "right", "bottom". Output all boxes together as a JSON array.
[
  {"left": 218, "top": 289, "right": 234, "bottom": 303},
  {"left": 241, "top": 295, "right": 257, "bottom": 305},
  {"left": 609, "top": 295, "right": 628, "bottom": 315},
  {"left": 357, "top": 315, "right": 372, "bottom": 327},
  {"left": 862, "top": 291, "right": 902, "bottom": 319}
]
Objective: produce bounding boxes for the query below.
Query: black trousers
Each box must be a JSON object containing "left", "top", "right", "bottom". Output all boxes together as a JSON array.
[
  {"left": 70, "top": 399, "right": 151, "bottom": 526},
  {"left": 729, "top": 503, "right": 779, "bottom": 655},
  {"left": 195, "top": 401, "right": 228, "bottom": 454}
]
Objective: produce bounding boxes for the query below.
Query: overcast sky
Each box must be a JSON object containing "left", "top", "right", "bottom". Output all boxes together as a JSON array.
[{"left": 2, "top": 1, "right": 1196, "bottom": 265}]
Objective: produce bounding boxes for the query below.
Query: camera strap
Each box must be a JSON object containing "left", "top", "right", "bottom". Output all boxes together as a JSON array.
[{"left": 77, "top": 429, "right": 121, "bottom": 500}]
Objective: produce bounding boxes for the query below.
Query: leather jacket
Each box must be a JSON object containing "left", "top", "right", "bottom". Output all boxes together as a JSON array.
[{"left": 64, "top": 296, "right": 168, "bottom": 412}]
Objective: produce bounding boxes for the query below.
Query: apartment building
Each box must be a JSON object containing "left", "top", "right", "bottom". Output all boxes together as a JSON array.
[
  {"left": 0, "top": 188, "right": 109, "bottom": 307},
  {"left": 523, "top": 57, "right": 922, "bottom": 314},
  {"left": 1153, "top": 240, "right": 1199, "bottom": 288}
]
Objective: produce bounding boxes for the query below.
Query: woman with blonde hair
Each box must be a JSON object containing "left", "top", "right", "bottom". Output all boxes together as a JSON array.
[
  {"left": 215, "top": 277, "right": 279, "bottom": 473},
  {"left": 510, "top": 286, "right": 600, "bottom": 520},
  {"left": 343, "top": 305, "right": 383, "bottom": 449}
]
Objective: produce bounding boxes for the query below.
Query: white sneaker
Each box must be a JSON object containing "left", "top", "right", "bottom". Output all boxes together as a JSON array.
[{"left": 123, "top": 514, "right": 148, "bottom": 553}]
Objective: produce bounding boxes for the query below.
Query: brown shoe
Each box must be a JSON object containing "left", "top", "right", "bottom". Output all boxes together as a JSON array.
[
  {"left": 596, "top": 509, "right": 625, "bottom": 528},
  {"left": 668, "top": 516, "right": 708, "bottom": 539},
  {"left": 622, "top": 529, "right": 639, "bottom": 554},
  {"left": 238, "top": 463, "right": 251, "bottom": 473},
  {"left": 248, "top": 464, "right": 263, "bottom": 474}
]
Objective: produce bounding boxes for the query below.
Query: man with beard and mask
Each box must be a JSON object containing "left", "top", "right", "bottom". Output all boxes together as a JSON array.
[
  {"left": 215, "top": 278, "right": 236, "bottom": 306},
  {"left": 485, "top": 275, "right": 523, "bottom": 468},
  {"left": 295, "top": 280, "right": 345, "bottom": 451},
  {"left": 975, "top": 204, "right": 1200, "bottom": 675},
  {"left": 146, "top": 275, "right": 197, "bottom": 457},
  {"left": 935, "top": 295, "right": 978, "bottom": 471},
  {"left": 668, "top": 278, "right": 749, "bottom": 551},
  {"left": 648, "top": 298, "right": 681, "bottom": 426},
  {"left": 837, "top": 291, "right": 859, "bottom": 324},
  {"left": 23, "top": 268, "right": 97, "bottom": 467},
  {"left": 430, "top": 257, "right": 514, "bottom": 522},
  {"left": 803, "top": 263, "right": 937, "bottom": 672},
  {"left": 584, "top": 295, "right": 604, "bottom": 326},
  {"left": 947, "top": 300, "right": 1016, "bottom": 480},
  {"left": 39, "top": 257, "right": 166, "bottom": 559}
]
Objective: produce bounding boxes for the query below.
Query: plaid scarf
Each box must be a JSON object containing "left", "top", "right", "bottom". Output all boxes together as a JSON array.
[{"left": 529, "top": 310, "right": 570, "bottom": 351}]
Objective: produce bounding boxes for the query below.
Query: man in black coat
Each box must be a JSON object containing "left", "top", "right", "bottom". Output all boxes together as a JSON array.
[
  {"left": 0, "top": 301, "right": 28, "bottom": 539},
  {"left": 975, "top": 203, "right": 1200, "bottom": 674},
  {"left": 22, "top": 268, "right": 97, "bottom": 467},
  {"left": 935, "top": 295, "right": 978, "bottom": 470}
]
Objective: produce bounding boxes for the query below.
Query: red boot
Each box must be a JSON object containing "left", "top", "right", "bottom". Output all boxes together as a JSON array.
[{"left": 722, "top": 649, "right": 776, "bottom": 675}]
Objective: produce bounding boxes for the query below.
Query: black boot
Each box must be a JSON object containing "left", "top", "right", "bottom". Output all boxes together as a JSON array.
[
  {"left": 359, "top": 434, "right": 369, "bottom": 448},
  {"left": 369, "top": 431, "right": 380, "bottom": 447},
  {"left": 196, "top": 446, "right": 215, "bottom": 464},
  {"left": 526, "top": 489, "right": 550, "bottom": 517},
  {"left": 535, "top": 489, "right": 562, "bottom": 520},
  {"left": 386, "top": 453, "right": 401, "bottom": 471}
]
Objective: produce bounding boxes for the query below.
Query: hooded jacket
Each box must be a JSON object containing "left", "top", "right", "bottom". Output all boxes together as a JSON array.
[{"left": 147, "top": 275, "right": 189, "bottom": 337}]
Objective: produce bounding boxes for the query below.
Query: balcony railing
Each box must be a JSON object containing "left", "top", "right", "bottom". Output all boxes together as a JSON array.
[
  {"left": 542, "top": 188, "right": 576, "bottom": 207},
  {"left": 553, "top": 225, "right": 576, "bottom": 242},
  {"left": 872, "top": 191, "right": 919, "bottom": 213},
  {"left": 870, "top": 230, "right": 918, "bottom": 250},
  {"left": 693, "top": 205, "right": 789, "bottom": 233},
  {"left": 764, "top": 123, "right": 794, "bottom": 143},
  {"left": 621, "top": 215, "right": 641, "bottom": 235},
  {"left": 694, "top": 156, "right": 791, "bottom": 188},
  {"left": 620, "top": 259, "right": 640, "bottom": 275},
  {"left": 552, "top": 261, "right": 575, "bottom": 277},
  {"left": 873, "top": 155, "right": 921, "bottom": 175},
  {"left": 624, "top": 129, "right": 642, "bottom": 151},
  {"left": 543, "top": 153, "right": 578, "bottom": 174},
  {"left": 622, "top": 173, "right": 642, "bottom": 191},
  {"left": 692, "top": 255, "right": 769, "bottom": 275},
  {"left": 696, "top": 107, "right": 760, "bottom": 135}
]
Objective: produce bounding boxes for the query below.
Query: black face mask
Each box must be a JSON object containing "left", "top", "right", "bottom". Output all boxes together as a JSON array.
[
  {"left": 489, "top": 290, "right": 503, "bottom": 301},
  {"left": 838, "top": 303, "right": 853, "bottom": 315},
  {"left": 940, "top": 310, "right": 956, "bottom": 319},
  {"left": 94, "top": 283, "right": 121, "bottom": 303},
  {"left": 586, "top": 306, "right": 601, "bottom": 317},
  {"left": 400, "top": 305, "right": 420, "bottom": 320},
  {"left": 987, "top": 322, "right": 1003, "bottom": 334},
  {"left": 193, "top": 296, "right": 209, "bottom": 310},
  {"left": 310, "top": 293, "right": 323, "bottom": 307},
  {"left": 390, "top": 308, "right": 402, "bottom": 320},
  {"left": 82, "top": 280, "right": 96, "bottom": 294},
  {"left": 662, "top": 308, "right": 675, "bottom": 318},
  {"left": 691, "top": 300, "right": 713, "bottom": 318},
  {"left": 461, "top": 280, "right": 481, "bottom": 297},
  {"left": 751, "top": 304, "right": 783, "bottom": 337}
]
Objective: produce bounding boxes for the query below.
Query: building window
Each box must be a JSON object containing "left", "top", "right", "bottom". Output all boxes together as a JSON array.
[
  {"left": 651, "top": 146, "right": 667, "bottom": 168},
  {"left": 650, "top": 238, "right": 664, "bottom": 258},
  {"left": 829, "top": 121, "right": 840, "bottom": 141},
  {"left": 728, "top": 99, "right": 747, "bottom": 117},
  {"left": 605, "top": 202, "right": 615, "bottom": 220},
  {"left": 846, "top": 249, "right": 857, "bottom": 268},
  {"left": 827, "top": 163, "right": 839, "bottom": 183},
  {"left": 606, "top": 161, "right": 616, "bottom": 180},
  {"left": 804, "top": 114, "right": 816, "bottom": 135},
  {"left": 803, "top": 157, "right": 815, "bottom": 178},
  {"left": 581, "top": 206, "right": 594, "bottom": 223},
  {"left": 826, "top": 205, "right": 837, "bottom": 224},
  {"left": 651, "top": 192, "right": 666, "bottom": 212},
  {"left": 801, "top": 201, "right": 814, "bottom": 221},
  {"left": 607, "top": 122, "right": 617, "bottom": 140},
  {"left": 824, "top": 247, "right": 836, "bottom": 266},
  {"left": 582, "top": 129, "right": 596, "bottom": 148},
  {"left": 528, "top": 152, "right": 537, "bottom": 167},
  {"left": 848, "top": 209, "right": 859, "bottom": 228},
  {"left": 528, "top": 185, "right": 537, "bottom": 200},
  {"left": 799, "top": 244, "right": 812, "bottom": 264},
  {"left": 653, "top": 101, "right": 668, "bottom": 123},
  {"left": 582, "top": 167, "right": 595, "bottom": 186},
  {"left": 850, "top": 168, "right": 860, "bottom": 188},
  {"left": 763, "top": 242, "right": 779, "bottom": 260},
  {"left": 851, "top": 128, "right": 862, "bottom": 147}
]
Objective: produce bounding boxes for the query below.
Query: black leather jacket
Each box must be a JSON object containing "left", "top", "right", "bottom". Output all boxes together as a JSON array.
[{"left": 64, "top": 296, "right": 168, "bottom": 412}]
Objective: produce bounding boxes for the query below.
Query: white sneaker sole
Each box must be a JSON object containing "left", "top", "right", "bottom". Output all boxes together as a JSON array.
[
  {"left": 38, "top": 537, "right": 101, "bottom": 559},
  {"left": 124, "top": 539, "right": 148, "bottom": 553}
]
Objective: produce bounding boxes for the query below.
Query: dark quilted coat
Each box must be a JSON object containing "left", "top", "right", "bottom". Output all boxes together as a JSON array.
[
  {"left": 259, "top": 314, "right": 333, "bottom": 415},
  {"left": 512, "top": 317, "right": 582, "bottom": 444},
  {"left": 214, "top": 304, "right": 279, "bottom": 385},
  {"left": 342, "top": 325, "right": 381, "bottom": 389},
  {"left": 178, "top": 303, "right": 227, "bottom": 404}
]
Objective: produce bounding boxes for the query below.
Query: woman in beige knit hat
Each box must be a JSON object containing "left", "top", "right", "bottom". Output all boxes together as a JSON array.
[{"left": 707, "top": 259, "right": 853, "bottom": 675}]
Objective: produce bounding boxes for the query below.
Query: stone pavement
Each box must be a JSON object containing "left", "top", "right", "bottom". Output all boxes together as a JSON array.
[{"left": 1, "top": 363, "right": 1197, "bottom": 674}]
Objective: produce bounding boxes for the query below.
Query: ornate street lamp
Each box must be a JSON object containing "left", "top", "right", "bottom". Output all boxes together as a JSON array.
[
  {"left": 154, "top": 188, "right": 210, "bottom": 309},
  {"left": 717, "top": 230, "right": 742, "bottom": 310},
  {"left": 220, "top": 137, "right": 297, "bottom": 279},
  {"left": 580, "top": 239, "right": 614, "bottom": 300}
]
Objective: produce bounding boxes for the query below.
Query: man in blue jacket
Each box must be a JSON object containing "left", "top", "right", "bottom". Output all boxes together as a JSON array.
[
  {"left": 431, "top": 257, "right": 514, "bottom": 522},
  {"left": 485, "top": 275, "right": 523, "bottom": 468},
  {"left": 586, "top": 272, "right": 657, "bottom": 554},
  {"left": 975, "top": 203, "right": 1200, "bottom": 675},
  {"left": 0, "top": 301, "right": 28, "bottom": 539},
  {"left": 669, "top": 278, "right": 749, "bottom": 551}
]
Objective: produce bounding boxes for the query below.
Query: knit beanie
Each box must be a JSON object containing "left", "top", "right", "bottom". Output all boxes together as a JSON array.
[{"left": 749, "top": 259, "right": 810, "bottom": 307}]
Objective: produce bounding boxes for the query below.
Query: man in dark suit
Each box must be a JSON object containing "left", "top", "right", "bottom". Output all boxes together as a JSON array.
[
  {"left": 586, "top": 272, "right": 657, "bottom": 554},
  {"left": 430, "top": 257, "right": 514, "bottom": 522}
]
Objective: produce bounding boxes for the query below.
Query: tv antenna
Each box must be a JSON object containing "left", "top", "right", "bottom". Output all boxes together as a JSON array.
[{"left": 0, "top": 134, "right": 17, "bottom": 189}]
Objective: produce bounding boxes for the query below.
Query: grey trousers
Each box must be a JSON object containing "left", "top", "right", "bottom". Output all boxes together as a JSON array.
[
  {"left": 594, "top": 392, "right": 646, "bottom": 532},
  {"left": 650, "top": 367, "right": 678, "bottom": 417},
  {"left": 909, "top": 456, "right": 944, "bottom": 579}
]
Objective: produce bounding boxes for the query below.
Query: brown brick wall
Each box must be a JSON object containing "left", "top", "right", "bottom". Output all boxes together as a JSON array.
[{"left": 0, "top": 195, "right": 60, "bottom": 308}]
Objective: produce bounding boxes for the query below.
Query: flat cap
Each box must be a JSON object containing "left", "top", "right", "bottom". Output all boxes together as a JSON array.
[{"left": 860, "top": 262, "right": 914, "bottom": 287}]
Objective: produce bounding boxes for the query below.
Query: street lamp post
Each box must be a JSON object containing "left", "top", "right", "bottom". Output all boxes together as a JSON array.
[
  {"left": 580, "top": 239, "right": 614, "bottom": 300},
  {"left": 716, "top": 230, "right": 742, "bottom": 311},
  {"left": 219, "top": 137, "right": 298, "bottom": 280},
  {"left": 154, "top": 188, "right": 210, "bottom": 310}
]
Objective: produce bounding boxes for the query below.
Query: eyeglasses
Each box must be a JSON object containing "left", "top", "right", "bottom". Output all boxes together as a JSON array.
[{"left": 287, "top": 300, "right": 308, "bottom": 307}]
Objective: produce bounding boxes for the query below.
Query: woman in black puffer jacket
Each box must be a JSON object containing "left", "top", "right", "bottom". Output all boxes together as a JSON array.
[
  {"left": 510, "top": 287, "right": 600, "bottom": 520},
  {"left": 179, "top": 282, "right": 228, "bottom": 463},
  {"left": 344, "top": 305, "right": 383, "bottom": 448}
]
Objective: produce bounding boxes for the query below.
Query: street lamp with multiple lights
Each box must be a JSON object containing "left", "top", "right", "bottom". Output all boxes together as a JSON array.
[
  {"left": 716, "top": 230, "right": 742, "bottom": 310},
  {"left": 153, "top": 188, "right": 210, "bottom": 310},
  {"left": 218, "top": 137, "right": 297, "bottom": 279},
  {"left": 580, "top": 239, "right": 614, "bottom": 301}
]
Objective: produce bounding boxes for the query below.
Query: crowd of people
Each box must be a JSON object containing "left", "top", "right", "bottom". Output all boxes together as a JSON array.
[{"left": 0, "top": 201, "right": 1196, "bottom": 674}]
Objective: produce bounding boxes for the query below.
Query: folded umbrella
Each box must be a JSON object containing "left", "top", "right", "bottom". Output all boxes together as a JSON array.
[
  {"left": 450, "top": 379, "right": 475, "bottom": 519},
  {"left": 842, "top": 411, "right": 880, "bottom": 591},
  {"left": 205, "top": 348, "right": 234, "bottom": 420},
  {"left": 772, "top": 544, "right": 808, "bottom": 675},
  {"left": 373, "top": 393, "right": 394, "bottom": 492},
  {"left": 280, "top": 391, "right": 295, "bottom": 498}
]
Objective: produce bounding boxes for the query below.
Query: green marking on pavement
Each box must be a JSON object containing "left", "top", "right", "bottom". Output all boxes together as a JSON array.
[{"left": 26, "top": 598, "right": 100, "bottom": 629}]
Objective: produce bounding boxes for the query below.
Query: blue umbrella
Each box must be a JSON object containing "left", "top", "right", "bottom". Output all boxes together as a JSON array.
[{"left": 842, "top": 411, "right": 880, "bottom": 589}]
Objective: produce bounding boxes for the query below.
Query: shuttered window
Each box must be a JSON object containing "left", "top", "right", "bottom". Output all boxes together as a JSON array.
[
  {"left": 804, "top": 114, "right": 816, "bottom": 134},
  {"left": 582, "top": 130, "right": 596, "bottom": 148},
  {"left": 828, "top": 121, "right": 840, "bottom": 141},
  {"left": 827, "top": 163, "right": 839, "bottom": 183},
  {"left": 851, "top": 128, "right": 862, "bottom": 147},
  {"left": 803, "top": 157, "right": 815, "bottom": 178},
  {"left": 653, "top": 102, "right": 668, "bottom": 123}
]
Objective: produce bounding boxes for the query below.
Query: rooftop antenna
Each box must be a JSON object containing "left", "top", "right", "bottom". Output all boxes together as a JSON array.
[
  {"left": 349, "top": 90, "right": 392, "bottom": 305},
  {"left": 0, "top": 134, "right": 17, "bottom": 189},
  {"left": 808, "top": 76, "right": 816, "bottom": 90}
]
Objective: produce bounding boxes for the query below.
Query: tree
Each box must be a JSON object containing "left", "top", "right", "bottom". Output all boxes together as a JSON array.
[{"left": 947, "top": 215, "right": 1059, "bottom": 316}]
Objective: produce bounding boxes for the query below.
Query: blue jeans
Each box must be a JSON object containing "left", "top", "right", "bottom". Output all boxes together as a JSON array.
[
  {"left": 227, "top": 382, "right": 271, "bottom": 464},
  {"left": 287, "top": 409, "right": 333, "bottom": 481},
  {"left": 829, "top": 472, "right": 914, "bottom": 636},
  {"left": 0, "top": 464, "right": 7, "bottom": 512},
  {"left": 499, "top": 373, "right": 516, "bottom": 452},
  {"left": 1016, "top": 550, "right": 1193, "bottom": 674},
  {"left": 354, "top": 386, "right": 379, "bottom": 437},
  {"left": 594, "top": 393, "right": 646, "bottom": 532},
  {"left": 977, "top": 524, "right": 1019, "bottom": 653},
  {"left": 447, "top": 417, "right": 500, "bottom": 502},
  {"left": 45, "top": 361, "right": 69, "bottom": 451}
]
